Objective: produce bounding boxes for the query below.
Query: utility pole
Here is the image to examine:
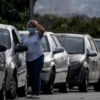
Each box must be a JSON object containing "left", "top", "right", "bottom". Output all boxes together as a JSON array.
[{"left": 29, "top": 0, "right": 34, "bottom": 20}]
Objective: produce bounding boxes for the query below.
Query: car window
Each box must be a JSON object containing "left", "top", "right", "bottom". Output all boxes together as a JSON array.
[
  {"left": 57, "top": 36, "right": 64, "bottom": 46},
  {"left": 14, "top": 28, "right": 21, "bottom": 41},
  {"left": 89, "top": 39, "right": 98, "bottom": 52},
  {"left": 49, "top": 35, "right": 57, "bottom": 50},
  {"left": 20, "top": 34, "right": 24, "bottom": 38},
  {"left": 12, "top": 29, "right": 19, "bottom": 46},
  {"left": 86, "top": 38, "right": 92, "bottom": 51},
  {"left": 0, "top": 29, "right": 11, "bottom": 49},
  {"left": 41, "top": 35, "right": 50, "bottom": 52},
  {"left": 52, "top": 35, "right": 62, "bottom": 47},
  {"left": 95, "top": 40, "right": 100, "bottom": 52}
]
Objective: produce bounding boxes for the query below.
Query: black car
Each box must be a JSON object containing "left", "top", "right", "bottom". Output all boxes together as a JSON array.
[{"left": 55, "top": 33, "right": 100, "bottom": 92}]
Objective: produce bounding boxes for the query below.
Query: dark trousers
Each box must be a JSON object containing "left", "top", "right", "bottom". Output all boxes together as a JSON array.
[{"left": 26, "top": 55, "right": 44, "bottom": 95}]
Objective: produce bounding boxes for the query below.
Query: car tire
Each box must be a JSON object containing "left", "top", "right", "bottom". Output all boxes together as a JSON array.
[
  {"left": 94, "top": 78, "right": 100, "bottom": 91},
  {"left": 59, "top": 81, "right": 69, "bottom": 93},
  {"left": 17, "top": 77, "right": 28, "bottom": 97},
  {"left": 0, "top": 78, "right": 6, "bottom": 100},
  {"left": 59, "top": 71, "right": 69, "bottom": 93},
  {"left": 43, "top": 70, "right": 54, "bottom": 94},
  {"left": 6, "top": 74, "right": 17, "bottom": 99},
  {"left": 78, "top": 70, "right": 88, "bottom": 92}
]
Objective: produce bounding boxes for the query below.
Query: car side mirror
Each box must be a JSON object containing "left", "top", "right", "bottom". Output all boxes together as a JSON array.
[
  {"left": 88, "top": 51, "right": 97, "bottom": 57},
  {"left": 53, "top": 47, "right": 64, "bottom": 54},
  {"left": 15, "top": 44, "right": 28, "bottom": 52},
  {"left": 0, "top": 44, "right": 7, "bottom": 52}
]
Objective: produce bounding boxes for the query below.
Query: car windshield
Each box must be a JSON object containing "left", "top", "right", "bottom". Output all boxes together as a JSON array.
[
  {"left": 41, "top": 35, "right": 50, "bottom": 52},
  {"left": 20, "top": 34, "right": 25, "bottom": 38},
  {"left": 0, "top": 29, "right": 11, "bottom": 49},
  {"left": 57, "top": 36, "right": 84, "bottom": 54},
  {"left": 95, "top": 41, "right": 100, "bottom": 51},
  {"left": 20, "top": 33, "right": 50, "bottom": 52}
]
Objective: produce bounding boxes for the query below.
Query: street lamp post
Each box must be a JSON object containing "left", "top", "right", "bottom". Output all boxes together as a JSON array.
[{"left": 29, "top": 0, "right": 34, "bottom": 20}]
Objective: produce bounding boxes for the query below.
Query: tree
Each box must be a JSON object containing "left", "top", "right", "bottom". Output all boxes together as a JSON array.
[{"left": 0, "top": 0, "right": 37, "bottom": 23}]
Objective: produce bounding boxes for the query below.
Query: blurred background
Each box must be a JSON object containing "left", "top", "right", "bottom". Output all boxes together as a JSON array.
[
  {"left": 34, "top": 0, "right": 100, "bottom": 18},
  {"left": 0, "top": 0, "right": 100, "bottom": 38}
]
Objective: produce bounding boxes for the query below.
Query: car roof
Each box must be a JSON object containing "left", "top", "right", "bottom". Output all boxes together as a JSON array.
[
  {"left": 18, "top": 31, "right": 54, "bottom": 35},
  {"left": 55, "top": 33, "right": 90, "bottom": 38},
  {"left": 0, "top": 24, "right": 12, "bottom": 29},
  {"left": 18, "top": 30, "right": 29, "bottom": 34}
]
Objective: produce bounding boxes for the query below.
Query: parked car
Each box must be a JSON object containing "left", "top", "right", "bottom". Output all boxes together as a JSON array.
[
  {"left": 55, "top": 33, "right": 100, "bottom": 92},
  {"left": 94, "top": 39, "right": 100, "bottom": 51},
  {"left": 0, "top": 24, "right": 28, "bottom": 100},
  {"left": 19, "top": 31, "right": 70, "bottom": 94},
  {"left": 0, "top": 45, "right": 7, "bottom": 100}
]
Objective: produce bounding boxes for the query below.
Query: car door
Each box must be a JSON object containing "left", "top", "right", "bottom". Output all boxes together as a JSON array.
[
  {"left": 52, "top": 35, "right": 68, "bottom": 81},
  {"left": 12, "top": 28, "right": 25, "bottom": 86},
  {"left": 86, "top": 38, "right": 96, "bottom": 81},
  {"left": 49, "top": 35, "right": 63, "bottom": 83},
  {"left": 89, "top": 38, "right": 99, "bottom": 81},
  {"left": 0, "top": 52, "right": 5, "bottom": 87},
  {"left": 0, "top": 29, "right": 10, "bottom": 87},
  {"left": 14, "top": 28, "right": 27, "bottom": 83}
]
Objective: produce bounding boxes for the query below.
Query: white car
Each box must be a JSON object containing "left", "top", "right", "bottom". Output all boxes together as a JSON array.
[
  {"left": 19, "top": 31, "right": 70, "bottom": 94},
  {"left": 0, "top": 24, "right": 28, "bottom": 100}
]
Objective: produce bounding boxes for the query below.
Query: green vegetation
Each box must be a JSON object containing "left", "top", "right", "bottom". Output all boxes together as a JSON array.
[
  {"left": 0, "top": 0, "right": 100, "bottom": 38},
  {"left": 34, "top": 14, "right": 100, "bottom": 38},
  {"left": 0, "top": 0, "right": 37, "bottom": 29}
]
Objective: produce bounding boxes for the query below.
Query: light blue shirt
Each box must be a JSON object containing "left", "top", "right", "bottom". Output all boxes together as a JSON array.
[{"left": 20, "top": 32, "right": 43, "bottom": 61}]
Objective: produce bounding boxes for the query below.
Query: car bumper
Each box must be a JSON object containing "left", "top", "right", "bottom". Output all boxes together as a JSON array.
[{"left": 69, "top": 65, "right": 84, "bottom": 85}]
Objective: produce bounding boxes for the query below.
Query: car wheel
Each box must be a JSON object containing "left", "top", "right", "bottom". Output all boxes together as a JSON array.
[
  {"left": 59, "top": 71, "right": 69, "bottom": 93},
  {"left": 59, "top": 81, "right": 69, "bottom": 93},
  {"left": 6, "top": 74, "right": 17, "bottom": 99},
  {"left": 94, "top": 78, "right": 100, "bottom": 91},
  {"left": 78, "top": 70, "right": 88, "bottom": 92},
  {"left": 0, "top": 78, "right": 6, "bottom": 100},
  {"left": 43, "top": 70, "right": 54, "bottom": 94},
  {"left": 17, "top": 76, "right": 28, "bottom": 97}
]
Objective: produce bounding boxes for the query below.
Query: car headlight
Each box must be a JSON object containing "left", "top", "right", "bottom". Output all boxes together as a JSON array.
[{"left": 70, "top": 61, "right": 80, "bottom": 66}]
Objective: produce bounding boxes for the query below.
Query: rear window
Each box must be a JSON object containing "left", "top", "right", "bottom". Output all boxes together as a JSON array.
[{"left": 0, "top": 29, "right": 11, "bottom": 49}]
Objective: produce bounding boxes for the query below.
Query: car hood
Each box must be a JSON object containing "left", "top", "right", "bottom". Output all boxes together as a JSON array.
[{"left": 69, "top": 54, "right": 85, "bottom": 62}]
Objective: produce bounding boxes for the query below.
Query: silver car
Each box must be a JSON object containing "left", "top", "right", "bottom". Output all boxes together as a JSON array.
[
  {"left": 0, "top": 24, "right": 28, "bottom": 100},
  {"left": 19, "top": 31, "right": 70, "bottom": 94}
]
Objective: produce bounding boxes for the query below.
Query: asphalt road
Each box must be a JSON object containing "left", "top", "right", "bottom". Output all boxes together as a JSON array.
[{"left": 7, "top": 87, "right": 100, "bottom": 100}]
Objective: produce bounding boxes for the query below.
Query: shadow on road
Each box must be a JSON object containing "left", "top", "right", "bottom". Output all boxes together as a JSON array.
[{"left": 27, "top": 86, "right": 94, "bottom": 95}]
